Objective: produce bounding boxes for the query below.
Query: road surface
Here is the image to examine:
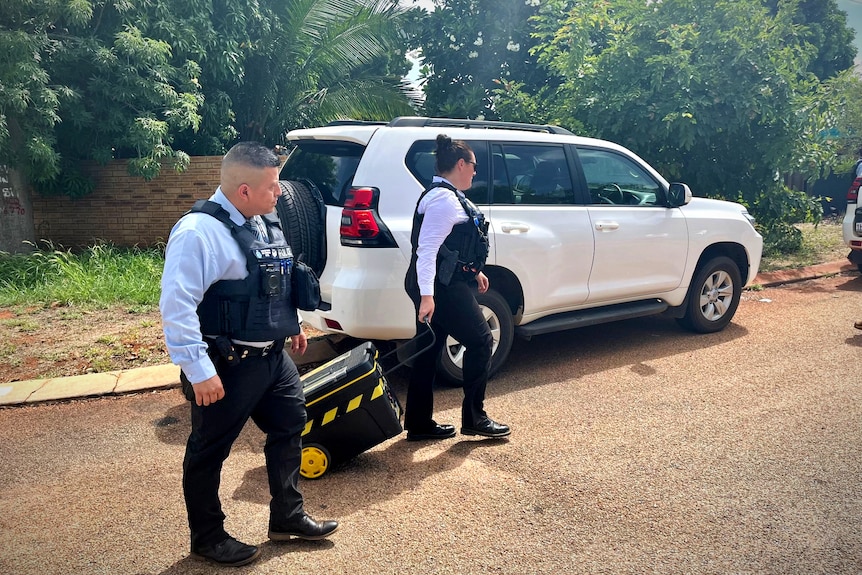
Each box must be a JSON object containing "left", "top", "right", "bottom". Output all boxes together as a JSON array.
[{"left": 1, "top": 273, "right": 860, "bottom": 574}]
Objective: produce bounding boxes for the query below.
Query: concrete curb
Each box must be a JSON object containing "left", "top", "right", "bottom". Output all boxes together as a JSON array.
[
  {"left": 753, "top": 259, "right": 855, "bottom": 287},
  {"left": 0, "top": 336, "right": 343, "bottom": 407},
  {"left": 1, "top": 260, "right": 856, "bottom": 407}
]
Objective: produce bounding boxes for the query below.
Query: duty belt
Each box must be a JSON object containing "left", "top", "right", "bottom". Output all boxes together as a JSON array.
[
  {"left": 234, "top": 340, "right": 282, "bottom": 359},
  {"left": 205, "top": 336, "right": 284, "bottom": 364}
]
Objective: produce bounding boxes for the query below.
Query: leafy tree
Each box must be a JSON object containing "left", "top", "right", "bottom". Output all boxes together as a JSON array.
[
  {"left": 764, "top": 0, "right": 856, "bottom": 80},
  {"left": 493, "top": 0, "right": 856, "bottom": 252},
  {"left": 168, "top": 0, "right": 417, "bottom": 153},
  {"left": 792, "top": 69, "right": 862, "bottom": 180},
  {"left": 0, "top": 0, "right": 415, "bottom": 251},
  {"left": 1, "top": 1, "right": 201, "bottom": 194},
  {"left": 1, "top": 0, "right": 415, "bottom": 184},
  {"left": 411, "top": 0, "right": 552, "bottom": 120},
  {"left": 581, "top": 0, "right": 808, "bottom": 197}
]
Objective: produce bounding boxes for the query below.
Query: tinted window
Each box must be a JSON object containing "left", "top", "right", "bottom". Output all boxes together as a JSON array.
[
  {"left": 405, "top": 140, "right": 490, "bottom": 205},
  {"left": 577, "top": 148, "right": 661, "bottom": 206},
  {"left": 280, "top": 141, "right": 364, "bottom": 206},
  {"left": 491, "top": 144, "right": 573, "bottom": 205}
]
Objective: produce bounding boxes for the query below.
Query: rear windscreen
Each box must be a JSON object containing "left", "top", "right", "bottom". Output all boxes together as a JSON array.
[{"left": 280, "top": 141, "right": 365, "bottom": 206}]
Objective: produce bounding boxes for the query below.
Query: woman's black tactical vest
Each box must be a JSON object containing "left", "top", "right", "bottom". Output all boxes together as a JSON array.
[
  {"left": 405, "top": 181, "right": 490, "bottom": 299},
  {"left": 190, "top": 200, "right": 301, "bottom": 341}
]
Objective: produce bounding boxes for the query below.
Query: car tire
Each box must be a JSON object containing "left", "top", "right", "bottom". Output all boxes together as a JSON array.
[
  {"left": 275, "top": 180, "right": 326, "bottom": 276},
  {"left": 436, "top": 288, "right": 514, "bottom": 386},
  {"left": 677, "top": 255, "right": 742, "bottom": 333}
]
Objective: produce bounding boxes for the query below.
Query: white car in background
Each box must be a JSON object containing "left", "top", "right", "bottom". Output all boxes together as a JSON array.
[
  {"left": 842, "top": 169, "right": 862, "bottom": 271},
  {"left": 274, "top": 117, "right": 763, "bottom": 382}
]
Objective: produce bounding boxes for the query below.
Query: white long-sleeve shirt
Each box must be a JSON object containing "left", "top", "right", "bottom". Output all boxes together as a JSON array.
[
  {"left": 159, "top": 188, "right": 275, "bottom": 384},
  {"left": 415, "top": 177, "right": 470, "bottom": 296}
]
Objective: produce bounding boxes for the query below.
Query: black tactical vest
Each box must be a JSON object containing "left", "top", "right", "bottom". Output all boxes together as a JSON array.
[
  {"left": 405, "top": 181, "right": 490, "bottom": 297},
  {"left": 190, "top": 200, "right": 301, "bottom": 341}
]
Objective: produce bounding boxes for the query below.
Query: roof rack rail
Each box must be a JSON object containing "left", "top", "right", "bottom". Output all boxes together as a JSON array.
[
  {"left": 325, "top": 119, "right": 389, "bottom": 127},
  {"left": 388, "top": 116, "right": 574, "bottom": 136}
]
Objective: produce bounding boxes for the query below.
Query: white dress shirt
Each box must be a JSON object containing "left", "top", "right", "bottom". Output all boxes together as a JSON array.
[
  {"left": 160, "top": 188, "right": 264, "bottom": 384},
  {"left": 416, "top": 176, "right": 470, "bottom": 297}
]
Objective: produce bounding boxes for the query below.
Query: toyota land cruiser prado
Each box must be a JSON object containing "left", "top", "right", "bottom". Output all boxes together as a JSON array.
[{"left": 274, "top": 117, "right": 763, "bottom": 382}]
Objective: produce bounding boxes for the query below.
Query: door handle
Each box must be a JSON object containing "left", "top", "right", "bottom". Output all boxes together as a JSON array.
[
  {"left": 500, "top": 223, "right": 531, "bottom": 234},
  {"left": 594, "top": 221, "right": 619, "bottom": 231}
]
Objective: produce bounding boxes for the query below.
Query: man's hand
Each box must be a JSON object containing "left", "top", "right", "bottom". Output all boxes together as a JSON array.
[
  {"left": 290, "top": 331, "right": 308, "bottom": 355},
  {"left": 193, "top": 374, "right": 225, "bottom": 406},
  {"left": 477, "top": 272, "right": 489, "bottom": 294}
]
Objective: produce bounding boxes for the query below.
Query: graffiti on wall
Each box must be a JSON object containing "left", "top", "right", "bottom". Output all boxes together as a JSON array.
[{"left": 1, "top": 165, "right": 26, "bottom": 216}]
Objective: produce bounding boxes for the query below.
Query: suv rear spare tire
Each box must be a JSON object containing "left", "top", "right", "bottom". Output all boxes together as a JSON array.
[{"left": 276, "top": 180, "right": 326, "bottom": 275}]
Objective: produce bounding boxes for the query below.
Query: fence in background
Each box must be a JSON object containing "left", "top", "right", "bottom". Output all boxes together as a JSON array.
[{"left": 31, "top": 157, "right": 222, "bottom": 249}]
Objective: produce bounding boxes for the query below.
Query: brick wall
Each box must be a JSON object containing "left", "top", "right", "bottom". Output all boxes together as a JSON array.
[{"left": 31, "top": 156, "right": 223, "bottom": 248}]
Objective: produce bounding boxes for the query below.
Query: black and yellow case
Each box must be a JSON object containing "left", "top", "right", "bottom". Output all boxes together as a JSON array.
[{"left": 299, "top": 341, "right": 402, "bottom": 479}]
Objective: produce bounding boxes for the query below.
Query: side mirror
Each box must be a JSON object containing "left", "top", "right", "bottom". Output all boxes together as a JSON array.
[{"left": 667, "top": 182, "right": 692, "bottom": 208}]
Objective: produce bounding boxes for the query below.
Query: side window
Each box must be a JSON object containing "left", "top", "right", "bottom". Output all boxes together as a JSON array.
[
  {"left": 405, "top": 140, "right": 437, "bottom": 188},
  {"left": 490, "top": 144, "right": 573, "bottom": 205},
  {"left": 280, "top": 141, "right": 363, "bottom": 206},
  {"left": 578, "top": 148, "right": 661, "bottom": 206},
  {"left": 404, "top": 140, "right": 489, "bottom": 204},
  {"left": 463, "top": 141, "right": 489, "bottom": 205}
]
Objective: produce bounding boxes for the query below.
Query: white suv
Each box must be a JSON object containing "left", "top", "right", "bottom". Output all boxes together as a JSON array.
[{"left": 275, "top": 117, "right": 763, "bottom": 382}]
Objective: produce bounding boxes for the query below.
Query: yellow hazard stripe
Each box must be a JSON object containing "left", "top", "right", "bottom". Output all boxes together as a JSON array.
[
  {"left": 347, "top": 395, "right": 363, "bottom": 412},
  {"left": 322, "top": 407, "right": 337, "bottom": 426},
  {"left": 305, "top": 364, "right": 377, "bottom": 408}
]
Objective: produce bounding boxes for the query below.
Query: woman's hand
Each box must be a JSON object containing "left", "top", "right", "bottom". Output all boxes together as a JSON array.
[{"left": 418, "top": 295, "right": 435, "bottom": 323}]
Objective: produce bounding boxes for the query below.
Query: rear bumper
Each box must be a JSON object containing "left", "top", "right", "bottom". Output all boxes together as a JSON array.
[{"left": 304, "top": 257, "right": 416, "bottom": 340}]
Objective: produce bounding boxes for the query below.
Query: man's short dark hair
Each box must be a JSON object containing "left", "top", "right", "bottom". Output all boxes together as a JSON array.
[{"left": 222, "top": 142, "right": 281, "bottom": 169}]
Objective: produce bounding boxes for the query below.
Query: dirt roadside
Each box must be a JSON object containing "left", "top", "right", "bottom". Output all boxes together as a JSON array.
[{"left": 0, "top": 307, "right": 327, "bottom": 383}]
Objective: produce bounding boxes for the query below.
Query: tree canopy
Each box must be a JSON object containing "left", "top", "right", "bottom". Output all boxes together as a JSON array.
[
  {"left": 0, "top": 0, "right": 416, "bottom": 194},
  {"left": 474, "top": 0, "right": 860, "bottom": 239},
  {"left": 411, "top": 0, "right": 552, "bottom": 119}
]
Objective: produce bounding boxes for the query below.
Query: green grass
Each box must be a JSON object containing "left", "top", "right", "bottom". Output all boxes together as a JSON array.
[
  {"left": 0, "top": 243, "right": 164, "bottom": 309},
  {"left": 758, "top": 221, "right": 847, "bottom": 272}
]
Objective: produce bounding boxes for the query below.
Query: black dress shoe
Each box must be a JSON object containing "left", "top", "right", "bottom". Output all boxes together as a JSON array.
[
  {"left": 461, "top": 418, "right": 511, "bottom": 438},
  {"left": 269, "top": 514, "right": 339, "bottom": 541},
  {"left": 191, "top": 536, "right": 260, "bottom": 567},
  {"left": 406, "top": 423, "right": 456, "bottom": 441}
]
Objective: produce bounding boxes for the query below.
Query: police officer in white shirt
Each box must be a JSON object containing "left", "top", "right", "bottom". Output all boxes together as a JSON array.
[
  {"left": 160, "top": 142, "right": 337, "bottom": 567},
  {"left": 403, "top": 134, "right": 510, "bottom": 441}
]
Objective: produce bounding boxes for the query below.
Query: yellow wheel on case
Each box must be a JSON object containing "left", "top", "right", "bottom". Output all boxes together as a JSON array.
[{"left": 300, "top": 444, "right": 330, "bottom": 479}]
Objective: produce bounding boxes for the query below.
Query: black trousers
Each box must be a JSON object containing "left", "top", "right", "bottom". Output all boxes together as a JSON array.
[
  {"left": 405, "top": 277, "right": 493, "bottom": 431},
  {"left": 183, "top": 343, "right": 306, "bottom": 549}
]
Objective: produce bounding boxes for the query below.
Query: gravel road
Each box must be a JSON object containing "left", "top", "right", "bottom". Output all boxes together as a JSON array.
[{"left": 1, "top": 273, "right": 860, "bottom": 575}]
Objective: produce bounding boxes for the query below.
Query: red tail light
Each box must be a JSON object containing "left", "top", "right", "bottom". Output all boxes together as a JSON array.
[
  {"left": 340, "top": 187, "right": 397, "bottom": 247},
  {"left": 848, "top": 178, "right": 861, "bottom": 203}
]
